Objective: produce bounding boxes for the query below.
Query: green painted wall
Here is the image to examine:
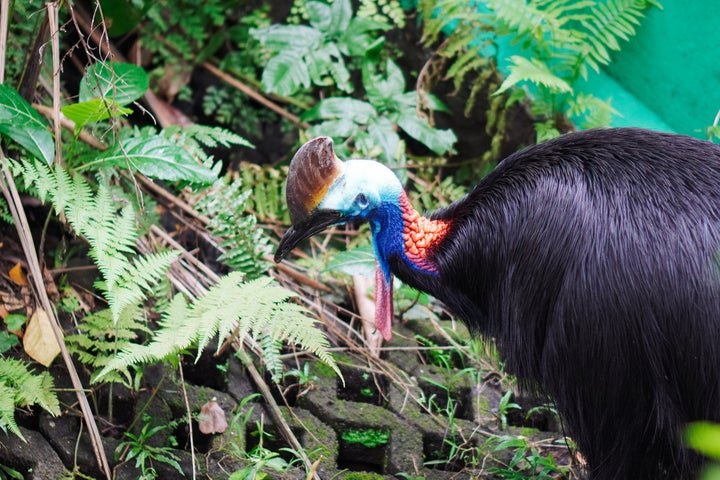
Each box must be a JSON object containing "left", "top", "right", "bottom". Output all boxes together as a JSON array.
[{"left": 599, "top": 0, "right": 720, "bottom": 138}]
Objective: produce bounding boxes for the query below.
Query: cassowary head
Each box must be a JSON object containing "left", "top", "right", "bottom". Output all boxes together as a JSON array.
[
  {"left": 275, "top": 137, "right": 419, "bottom": 340},
  {"left": 275, "top": 137, "right": 403, "bottom": 259}
]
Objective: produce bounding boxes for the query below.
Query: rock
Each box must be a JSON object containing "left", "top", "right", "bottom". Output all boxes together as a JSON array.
[{"left": 0, "top": 426, "right": 66, "bottom": 479}]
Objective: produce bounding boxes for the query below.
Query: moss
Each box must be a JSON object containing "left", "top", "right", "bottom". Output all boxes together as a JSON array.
[
  {"left": 340, "top": 428, "right": 390, "bottom": 448},
  {"left": 314, "top": 358, "right": 342, "bottom": 378},
  {"left": 342, "top": 472, "right": 385, "bottom": 480}
]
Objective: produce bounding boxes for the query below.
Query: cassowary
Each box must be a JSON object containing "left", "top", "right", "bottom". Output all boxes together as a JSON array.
[{"left": 274, "top": 128, "right": 720, "bottom": 479}]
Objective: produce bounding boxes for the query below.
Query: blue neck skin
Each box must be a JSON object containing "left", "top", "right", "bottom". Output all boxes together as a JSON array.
[{"left": 366, "top": 201, "right": 440, "bottom": 285}]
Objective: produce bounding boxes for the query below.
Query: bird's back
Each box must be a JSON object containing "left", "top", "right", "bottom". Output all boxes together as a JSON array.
[{"left": 416, "top": 128, "right": 720, "bottom": 479}]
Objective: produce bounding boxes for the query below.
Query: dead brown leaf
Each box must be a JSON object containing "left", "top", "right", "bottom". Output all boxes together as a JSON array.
[
  {"left": 8, "top": 262, "right": 27, "bottom": 286},
  {"left": 23, "top": 307, "right": 61, "bottom": 367}
]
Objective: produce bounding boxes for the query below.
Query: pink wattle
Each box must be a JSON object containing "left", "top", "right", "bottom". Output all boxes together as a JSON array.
[{"left": 374, "top": 262, "right": 393, "bottom": 341}]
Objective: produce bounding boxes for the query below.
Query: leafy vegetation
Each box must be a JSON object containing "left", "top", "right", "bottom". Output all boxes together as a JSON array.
[
  {"left": 419, "top": 0, "right": 661, "bottom": 141},
  {"left": 115, "top": 416, "right": 184, "bottom": 479},
  {"left": 195, "top": 176, "right": 272, "bottom": 279},
  {"left": 0, "top": 358, "right": 60, "bottom": 439}
]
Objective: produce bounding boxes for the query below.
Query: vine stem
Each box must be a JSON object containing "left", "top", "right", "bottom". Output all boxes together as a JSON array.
[
  {"left": 202, "top": 61, "right": 310, "bottom": 129},
  {"left": 178, "top": 359, "right": 197, "bottom": 480},
  {"left": 48, "top": 2, "right": 62, "bottom": 165}
]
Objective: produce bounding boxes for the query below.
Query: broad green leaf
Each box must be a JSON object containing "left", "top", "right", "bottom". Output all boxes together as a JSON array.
[
  {"left": 325, "top": 244, "right": 376, "bottom": 278},
  {"left": 305, "top": 43, "right": 351, "bottom": 91},
  {"left": 328, "top": 0, "right": 353, "bottom": 36},
  {"left": 61, "top": 98, "right": 133, "bottom": 129},
  {"left": 396, "top": 113, "right": 457, "bottom": 155},
  {"left": 306, "top": 1, "right": 333, "bottom": 32},
  {"left": 400, "top": 91, "right": 451, "bottom": 113},
  {"left": 0, "top": 332, "right": 19, "bottom": 354},
  {"left": 0, "top": 84, "right": 54, "bottom": 164},
  {"left": 363, "top": 59, "right": 406, "bottom": 110},
  {"left": 98, "top": 0, "right": 145, "bottom": 36},
  {"left": 251, "top": 25, "right": 321, "bottom": 52},
  {"left": 339, "top": 18, "right": 390, "bottom": 57},
  {"left": 261, "top": 53, "right": 311, "bottom": 96},
  {"left": 3, "top": 314, "right": 26, "bottom": 331},
  {"left": 302, "top": 97, "right": 376, "bottom": 124},
  {"left": 307, "top": 119, "right": 358, "bottom": 139},
  {"left": 79, "top": 62, "right": 149, "bottom": 105},
  {"left": 95, "top": 135, "right": 218, "bottom": 184},
  {"left": 366, "top": 118, "right": 403, "bottom": 168}
]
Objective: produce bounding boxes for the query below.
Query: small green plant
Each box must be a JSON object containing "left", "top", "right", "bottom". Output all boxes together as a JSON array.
[
  {"left": 415, "top": 334, "right": 454, "bottom": 370},
  {"left": 251, "top": 0, "right": 392, "bottom": 96},
  {"left": 486, "top": 436, "right": 569, "bottom": 479},
  {"left": 115, "top": 416, "right": 184, "bottom": 479},
  {"left": 340, "top": 428, "right": 390, "bottom": 448},
  {"left": 283, "top": 362, "right": 317, "bottom": 387},
  {"left": 497, "top": 390, "right": 521, "bottom": 431},
  {"left": 230, "top": 416, "right": 293, "bottom": 480},
  {"left": 254, "top": 0, "right": 456, "bottom": 170},
  {"left": 303, "top": 55, "right": 457, "bottom": 170},
  {"left": 0, "top": 463, "right": 23, "bottom": 480},
  {"left": 0, "top": 314, "right": 24, "bottom": 354}
]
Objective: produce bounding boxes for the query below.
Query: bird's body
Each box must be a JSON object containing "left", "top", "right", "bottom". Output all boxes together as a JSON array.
[{"left": 275, "top": 128, "right": 720, "bottom": 479}]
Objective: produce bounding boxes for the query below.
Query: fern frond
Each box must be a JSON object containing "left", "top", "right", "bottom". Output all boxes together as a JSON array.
[
  {"left": 258, "top": 335, "right": 284, "bottom": 382},
  {"left": 14, "top": 159, "right": 179, "bottom": 323},
  {"left": 0, "top": 384, "right": 20, "bottom": 439},
  {"left": 566, "top": 92, "right": 619, "bottom": 129},
  {"left": 181, "top": 124, "right": 254, "bottom": 149},
  {"left": 239, "top": 162, "right": 290, "bottom": 224},
  {"left": 496, "top": 56, "right": 573, "bottom": 95},
  {"left": 66, "top": 308, "right": 151, "bottom": 385},
  {"left": 579, "top": 0, "right": 653, "bottom": 69},
  {"left": 0, "top": 358, "right": 60, "bottom": 440},
  {"left": 105, "top": 294, "right": 199, "bottom": 376},
  {"left": 107, "top": 249, "right": 180, "bottom": 322},
  {"left": 96, "top": 273, "right": 340, "bottom": 383},
  {"left": 197, "top": 176, "right": 272, "bottom": 279}
]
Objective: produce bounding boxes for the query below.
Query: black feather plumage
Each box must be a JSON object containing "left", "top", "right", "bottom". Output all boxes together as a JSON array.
[{"left": 390, "top": 128, "right": 720, "bottom": 479}]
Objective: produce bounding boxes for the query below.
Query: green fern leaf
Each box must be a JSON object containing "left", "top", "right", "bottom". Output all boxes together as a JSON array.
[
  {"left": 495, "top": 56, "right": 573, "bottom": 95},
  {"left": 0, "top": 383, "right": 21, "bottom": 439},
  {"left": 15, "top": 159, "right": 180, "bottom": 324},
  {"left": 96, "top": 273, "right": 340, "bottom": 383},
  {"left": 0, "top": 358, "right": 60, "bottom": 440},
  {"left": 107, "top": 249, "right": 179, "bottom": 322}
]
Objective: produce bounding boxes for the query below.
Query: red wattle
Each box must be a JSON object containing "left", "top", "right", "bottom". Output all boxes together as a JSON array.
[{"left": 374, "top": 262, "right": 393, "bottom": 341}]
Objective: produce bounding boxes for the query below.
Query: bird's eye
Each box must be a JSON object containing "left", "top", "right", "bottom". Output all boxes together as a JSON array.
[{"left": 355, "top": 193, "right": 368, "bottom": 208}]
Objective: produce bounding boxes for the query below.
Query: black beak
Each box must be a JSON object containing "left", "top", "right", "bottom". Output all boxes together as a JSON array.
[{"left": 274, "top": 210, "right": 343, "bottom": 262}]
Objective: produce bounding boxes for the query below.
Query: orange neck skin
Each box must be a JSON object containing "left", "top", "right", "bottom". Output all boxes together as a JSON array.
[{"left": 398, "top": 192, "right": 451, "bottom": 273}]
